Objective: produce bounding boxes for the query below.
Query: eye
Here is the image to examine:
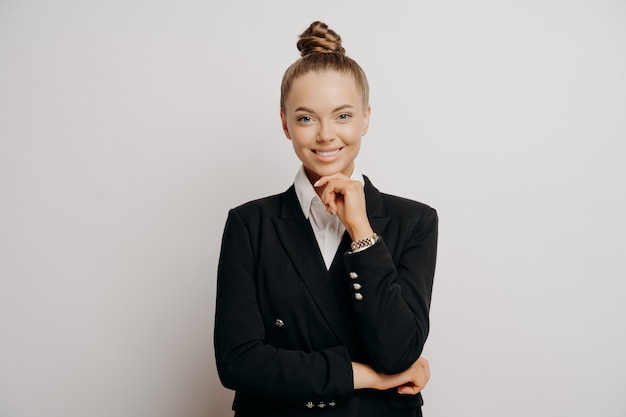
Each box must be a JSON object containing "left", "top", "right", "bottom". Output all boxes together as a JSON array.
[
  {"left": 297, "top": 115, "right": 312, "bottom": 123},
  {"left": 337, "top": 113, "right": 351, "bottom": 120}
]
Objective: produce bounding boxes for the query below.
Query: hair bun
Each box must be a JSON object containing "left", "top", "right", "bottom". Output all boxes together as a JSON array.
[{"left": 297, "top": 21, "right": 346, "bottom": 57}]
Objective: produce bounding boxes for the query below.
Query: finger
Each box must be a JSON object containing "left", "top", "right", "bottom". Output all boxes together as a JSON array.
[
  {"left": 397, "top": 385, "right": 421, "bottom": 395},
  {"left": 313, "top": 178, "right": 328, "bottom": 188},
  {"left": 421, "top": 359, "right": 430, "bottom": 383},
  {"left": 313, "top": 173, "right": 351, "bottom": 188},
  {"left": 321, "top": 185, "right": 346, "bottom": 212},
  {"left": 324, "top": 193, "right": 340, "bottom": 215},
  {"left": 321, "top": 188, "right": 337, "bottom": 209}
]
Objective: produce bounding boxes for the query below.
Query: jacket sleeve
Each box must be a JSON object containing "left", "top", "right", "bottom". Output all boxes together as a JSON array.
[
  {"left": 343, "top": 206, "right": 438, "bottom": 374},
  {"left": 214, "top": 209, "right": 354, "bottom": 408}
]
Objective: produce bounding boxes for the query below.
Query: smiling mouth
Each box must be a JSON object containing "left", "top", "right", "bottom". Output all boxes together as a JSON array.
[{"left": 313, "top": 148, "right": 342, "bottom": 156}]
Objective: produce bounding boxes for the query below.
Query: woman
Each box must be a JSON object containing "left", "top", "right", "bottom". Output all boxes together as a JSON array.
[{"left": 214, "top": 21, "right": 438, "bottom": 417}]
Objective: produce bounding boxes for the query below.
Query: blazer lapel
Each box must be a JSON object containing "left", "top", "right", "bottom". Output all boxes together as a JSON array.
[
  {"left": 271, "top": 188, "right": 325, "bottom": 281},
  {"left": 272, "top": 187, "right": 347, "bottom": 341},
  {"left": 271, "top": 178, "right": 390, "bottom": 343},
  {"left": 363, "top": 175, "right": 390, "bottom": 236}
]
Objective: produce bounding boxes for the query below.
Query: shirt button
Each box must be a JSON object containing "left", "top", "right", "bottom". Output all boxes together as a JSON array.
[
  {"left": 354, "top": 293, "right": 363, "bottom": 301},
  {"left": 353, "top": 283, "right": 361, "bottom": 290},
  {"left": 349, "top": 272, "right": 358, "bottom": 279}
]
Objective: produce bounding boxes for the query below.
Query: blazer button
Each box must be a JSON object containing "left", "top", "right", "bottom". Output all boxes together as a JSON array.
[
  {"left": 349, "top": 272, "right": 358, "bottom": 279},
  {"left": 306, "top": 401, "right": 314, "bottom": 409},
  {"left": 329, "top": 400, "right": 336, "bottom": 407},
  {"left": 275, "top": 319, "right": 284, "bottom": 328},
  {"left": 353, "top": 283, "right": 361, "bottom": 290},
  {"left": 354, "top": 293, "right": 363, "bottom": 301},
  {"left": 318, "top": 401, "right": 326, "bottom": 408}
]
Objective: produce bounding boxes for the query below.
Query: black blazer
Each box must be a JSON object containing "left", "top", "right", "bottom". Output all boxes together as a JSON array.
[{"left": 214, "top": 176, "right": 438, "bottom": 416}]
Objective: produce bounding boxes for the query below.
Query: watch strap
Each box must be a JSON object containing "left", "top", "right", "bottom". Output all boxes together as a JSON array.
[{"left": 351, "top": 233, "right": 379, "bottom": 252}]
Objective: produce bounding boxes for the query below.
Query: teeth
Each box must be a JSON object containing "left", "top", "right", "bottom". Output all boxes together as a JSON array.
[{"left": 315, "top": 149, "right": 340, "bottom": 156}]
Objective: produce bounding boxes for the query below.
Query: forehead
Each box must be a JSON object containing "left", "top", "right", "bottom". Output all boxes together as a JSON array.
[{"left": 286, "top": 70, "right": 363, "bottom": 110}]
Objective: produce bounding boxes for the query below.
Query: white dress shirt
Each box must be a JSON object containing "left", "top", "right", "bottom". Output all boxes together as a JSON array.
[{"left": 293, "top": 165, "right": 365, "bottom": 270}]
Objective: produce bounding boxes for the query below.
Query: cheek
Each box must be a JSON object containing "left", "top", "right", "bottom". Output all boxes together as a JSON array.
[
  {"left": 290, "top": 136, "right": 310, "bottom": 155},
  {"left": 343, "top": 125, "right": 365, "bottom": 143},
  {"left": 290, "top": 128, "right": 313, "bottom": 147}
]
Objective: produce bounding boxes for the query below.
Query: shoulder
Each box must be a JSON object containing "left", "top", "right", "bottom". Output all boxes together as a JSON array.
[
  {"left": 380, "top": 193, "right": 438, "bottom": 235},
  {"left": 380, "top": 192, "right": 436, "bottom": 214},
  {"left": 232, "top": 192, "right": 284, "bottom": 212},
  {"left": 229, "top": 194, "right": 282, "bottom": 222},
  {"left": 364, "top": 175, "right": 437, "bottom": 223},
  {"left": 227, "top": 186, "right": 296, "bottom": 222},
  {"left": 382, "top": 192, "right": 437, "bottom": 220}
]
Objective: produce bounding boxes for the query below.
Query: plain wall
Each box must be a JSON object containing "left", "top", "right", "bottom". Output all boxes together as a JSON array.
[{"left": 1, "top": 1, "right": 625, "bottom": 416}]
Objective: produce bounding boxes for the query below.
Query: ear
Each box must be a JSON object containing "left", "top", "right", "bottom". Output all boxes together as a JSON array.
[
  {"left": 280, "top": 111, "right": 291, "bottom": 140},
  {"left": 361, "top": 105, "right": 371, "bottom": 136}
]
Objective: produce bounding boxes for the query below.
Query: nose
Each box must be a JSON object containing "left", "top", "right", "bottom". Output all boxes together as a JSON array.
[{"left": 317, "top": 121, "right": 335, "bottom": 143}]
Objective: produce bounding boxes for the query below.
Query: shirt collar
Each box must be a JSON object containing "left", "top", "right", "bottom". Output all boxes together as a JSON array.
[{"left": 293, "top": 165, "right": 364, "bottom": 219}]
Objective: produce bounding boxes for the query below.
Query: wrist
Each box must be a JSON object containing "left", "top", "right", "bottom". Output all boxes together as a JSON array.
[
  {"left": 352, "top": 362, "right": 379, "bottom": 390},
  {"left": 351, "top": 232, "right": 379, "bottom": 253},
  {"left": 347, "top": 223, "right": 374, "bottom": 242}
]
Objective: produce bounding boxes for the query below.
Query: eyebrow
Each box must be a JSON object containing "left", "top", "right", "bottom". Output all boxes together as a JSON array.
[{"left": 294, "top": 104, "right": 355, "bottom": 114}]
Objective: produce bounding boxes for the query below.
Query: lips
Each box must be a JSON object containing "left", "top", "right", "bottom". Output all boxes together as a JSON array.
[{"left": 313, "top": 148, "right": 342, "bottom": 156}]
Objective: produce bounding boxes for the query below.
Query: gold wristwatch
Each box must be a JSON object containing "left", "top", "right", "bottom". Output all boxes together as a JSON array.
[{"left": 351, "top": 233, "right": 379, "bottom": 252}]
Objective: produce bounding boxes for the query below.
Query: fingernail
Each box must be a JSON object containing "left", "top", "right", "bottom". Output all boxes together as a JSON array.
[{"left": 313, "top": 180, "right": 321, "bottom": 187}]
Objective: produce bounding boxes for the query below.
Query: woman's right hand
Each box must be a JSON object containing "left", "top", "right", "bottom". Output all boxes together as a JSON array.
[{"left": 352, "top": 356, "right": 430, "bottom": 395}]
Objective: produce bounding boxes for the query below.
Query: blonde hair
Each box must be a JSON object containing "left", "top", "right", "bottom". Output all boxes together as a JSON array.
[{"left": 280, "top": 21, "right": 369, "bottom": 112}]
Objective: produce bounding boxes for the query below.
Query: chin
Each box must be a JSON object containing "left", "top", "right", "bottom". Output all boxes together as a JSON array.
[
  {"left": 314, "top": 166, "right": 341, "bottom": 176},
  {"left": 303, "top": 161, "right": 352, "bottom": 179}
]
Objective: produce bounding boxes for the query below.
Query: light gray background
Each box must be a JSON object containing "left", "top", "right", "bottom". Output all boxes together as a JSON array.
[{"left": 1, "top": 1, "right": 625, "bottom": 416}]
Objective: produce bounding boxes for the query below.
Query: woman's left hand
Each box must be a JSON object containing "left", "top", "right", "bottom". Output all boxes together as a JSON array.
[
  {"left": 396, "top": 357, "right": 430, "bottom": 395},
  {"left": 314, "top": 173, "right": 374, "bottom": 241}
]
